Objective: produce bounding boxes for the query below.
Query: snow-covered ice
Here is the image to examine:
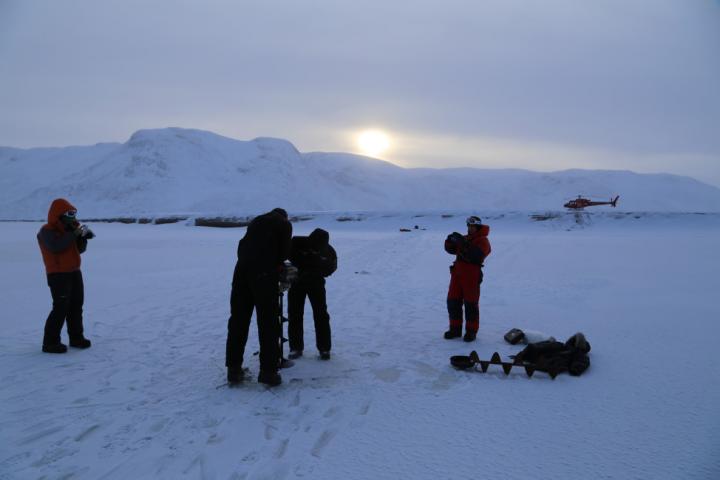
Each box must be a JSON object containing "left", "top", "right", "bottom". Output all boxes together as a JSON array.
[{"left": 1, "top": 212, "right": 719, "bottom": 479}]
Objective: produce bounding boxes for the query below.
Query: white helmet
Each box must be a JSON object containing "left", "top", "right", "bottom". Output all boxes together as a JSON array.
[{"left": 466, "top": 216, "right": 482, "bottom": 226}]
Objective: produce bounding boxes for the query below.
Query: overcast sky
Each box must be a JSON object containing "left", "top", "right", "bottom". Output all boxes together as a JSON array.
[{"left": 1, "top": 0, "right": 719, "bottom": 185}]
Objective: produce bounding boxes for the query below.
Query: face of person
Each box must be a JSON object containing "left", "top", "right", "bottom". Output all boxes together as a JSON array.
[
  {"left": 60, "top": 210, "right": 78, "bottom": 227},
  {"left": 467, "top": 224, "right": 479, "bottom": 234}
]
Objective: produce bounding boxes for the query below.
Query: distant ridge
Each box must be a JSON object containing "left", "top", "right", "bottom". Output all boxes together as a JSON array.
[{"left": 2, "top": 127, "right": 719, "bottom": 219}]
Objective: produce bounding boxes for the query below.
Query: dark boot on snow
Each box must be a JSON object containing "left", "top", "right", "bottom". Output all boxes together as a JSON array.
[
  {"left": 70, "top": 337, "right": 92, "bottom": 349},
  {"left": 42, "top": 343, "right": 68, "bottom": 354},
  {"left": 444, "top": 328, "right": 462, "bottom": 339},
  {"left": 319, "top": 351, "right": 331, "bottom": 360},
  {"left": 227, "top": 366, "right": 244, "bottom": 386},
  {"left": 463, "top": 331, "right": 477, "bottom": 342},
  {"left": 258, "top": 370, "right": 282, "bottom": 387}
]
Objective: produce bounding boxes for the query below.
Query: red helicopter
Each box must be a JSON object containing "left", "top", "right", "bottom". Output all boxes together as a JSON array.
[{"left": 564, "top": 195, "right": 619, "bottom": 210}]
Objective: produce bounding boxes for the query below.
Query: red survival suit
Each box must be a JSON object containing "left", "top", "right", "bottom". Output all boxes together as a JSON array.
[{"left": 444, "top": 225, "right": 491, "bottom": 335}]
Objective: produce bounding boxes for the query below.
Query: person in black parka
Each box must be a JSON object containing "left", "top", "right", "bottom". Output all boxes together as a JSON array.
[
  {"left": 225, "top": 208, "right": 292, "bottom": 387},
  {"left": 287, "top": 228, "right": 337, "bottom": 360}
]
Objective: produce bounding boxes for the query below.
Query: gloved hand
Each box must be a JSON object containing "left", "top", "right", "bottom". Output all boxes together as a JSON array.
[
  {"left": 279, "top": 261, "right": 299, "bottom": 291},
  {"left": 74, "top": 224, "right": 95, "bottom": 239}
]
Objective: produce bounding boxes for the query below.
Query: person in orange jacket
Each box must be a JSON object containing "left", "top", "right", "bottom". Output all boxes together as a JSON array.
[
  {"left": 444, "top": 215, "right": 491, "bottom": 342},
  {"left": 37, "top": 198, "right": 95, "bottom": 353}
]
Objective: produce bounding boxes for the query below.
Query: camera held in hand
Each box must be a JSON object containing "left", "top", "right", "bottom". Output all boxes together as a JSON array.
[
  {"left": 78, "top": 224, "right": 95, "bottom": 239},
  {"left": 448, "top": 232, "right": 465, "bottom": 244}
]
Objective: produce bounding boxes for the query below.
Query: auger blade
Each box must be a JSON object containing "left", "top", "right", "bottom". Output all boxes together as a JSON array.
[{"left": 451, "top": 353, "right": 558, "bottom": 379}]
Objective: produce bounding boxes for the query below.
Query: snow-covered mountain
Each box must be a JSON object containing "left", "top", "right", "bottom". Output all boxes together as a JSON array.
[{"left": 2, "top": 127, "right": 720, "bottom": 219}]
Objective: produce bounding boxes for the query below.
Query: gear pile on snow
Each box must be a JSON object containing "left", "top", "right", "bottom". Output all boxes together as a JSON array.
[
  {"left": 503, "top": 327, "right": 556, "bottom": 345},
  {"left": 450, "top": 333, "right": 591, "bottom": 379}
]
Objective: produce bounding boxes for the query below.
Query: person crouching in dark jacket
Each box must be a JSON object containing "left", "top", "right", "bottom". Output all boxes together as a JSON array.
[
  {"left": 37, "top": 198, "right": 95, "bottom": 353},
  {"left": 287, "top": 228, "right": 337, "bottom": 360},
  {"left": 226, "top": 208, "right": 292, "bottom": 387}
]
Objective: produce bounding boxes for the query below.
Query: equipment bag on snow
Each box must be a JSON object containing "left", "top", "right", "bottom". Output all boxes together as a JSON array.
[{"left": 514, "top": 333, "right": 591, "bottom": 376}]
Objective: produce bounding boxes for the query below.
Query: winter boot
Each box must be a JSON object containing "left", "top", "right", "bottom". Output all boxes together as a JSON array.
[
  {"left": 444, "top": 328, "right": 462, "bottom": 339},
  {"left": 258, "top": 370, "right": 282, "bottom": 387},
  {"left": 319, "top": 351, "right": 331, "bottom": 360},
  {"left": 69, "top": 337, "right": 92, "bottom": 349},
  {"left": 288, "top": 350, "right": 303, "bottom": 360},
  {"left": 463, "top": 331, "right": 477, "bottom": 342},
  {"left": 227, "top": 366, "right": 244, "bottom": 386},
  {"left": 42, "top": 343, "right": 68, "bottom": 354}
]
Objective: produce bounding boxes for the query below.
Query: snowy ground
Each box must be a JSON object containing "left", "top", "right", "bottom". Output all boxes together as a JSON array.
[{"left": 1, "top": 213, "right": 719, "bottom": 479}]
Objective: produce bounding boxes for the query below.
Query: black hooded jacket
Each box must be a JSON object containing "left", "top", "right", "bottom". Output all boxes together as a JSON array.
[
  {"left": 236, "top": 209, "right": 292, "bottom": 273},
  {"left": 289, "top": 228, "right": 337, "bottom": 279}
]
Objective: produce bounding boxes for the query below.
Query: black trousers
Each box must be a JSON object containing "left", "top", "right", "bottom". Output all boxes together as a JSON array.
[
  {"left": 225, "top": 264, "right": 280, "bottom": 373},
  {"left": 288, "top": 276, "right": 331, "bottom": 353},
  {"left": 43, "top": 271, "right": 85, "bottom": 345}
]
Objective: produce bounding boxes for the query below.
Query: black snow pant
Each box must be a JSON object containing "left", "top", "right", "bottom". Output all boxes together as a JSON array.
[
  {"left": 225, "top": 264, "right": 280, "bottom": 373},
  {"left": 43, "top": 270, "right": 85, "bottom": 346},
  {"left": 288, "top": 276, "right": 331, "bottom": 353}
]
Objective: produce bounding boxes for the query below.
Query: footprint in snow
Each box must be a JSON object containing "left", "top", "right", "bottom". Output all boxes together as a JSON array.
[
  {"left": 431, "top": 371, "right": 456, "bottom": 391},
  {"left": 182, "top": 454, "right": 204, "bottom": 475},
  {"left": 360, "top": 351, "right": 380, "bottom": 358},
  {"left": 74, "top": 424, "right": 100, "bottom": 442},
  {"left": 274, "top": 438, "right": 290, "bottom": 459},
  {"left": 264, "top": 423, "right": 277, "bottom": 440},
  {"left": 31, "top": 445, "right": 78, "bottom": 468},
  {"left": 241, "top": 450, "right": 259, "bottom": 464},
  {"left": 322, "top": 406, "right": 341, "bottom": 418},
  {"left": 149, "top": 418, "right": 169, "bottom": 433},
  {"left": 409, "top": 359, "right": 439, "bottom": 376},
  {"left": 310, "top": 430, "right": 336, "bottom": 457},
  {"left": 372, "top": 367, "right": 402, "bottom": 383},
  {"left": 18, "top": 426, "right": 64, "bottom": 446},
  {"left": 359, "top": 400, "right": 371, "bottom": 415},
  {"left": 0, "top": 451, "right": 31, "bottom": 470}
]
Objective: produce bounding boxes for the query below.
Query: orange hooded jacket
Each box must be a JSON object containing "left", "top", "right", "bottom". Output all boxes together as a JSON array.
[
  {"left": 37, "top": 198, "right": 83, "bottom": 274},
  {"left": 465, "top": 224, "right": 491, "bottom": 262}
]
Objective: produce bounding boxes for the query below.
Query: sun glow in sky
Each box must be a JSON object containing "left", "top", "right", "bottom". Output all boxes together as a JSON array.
[
  {"left": 1, "top": 1, "right": 719, "bottom": 186},
  {"left": 356, "top": 129, "right": 391, "bottom": 157}
]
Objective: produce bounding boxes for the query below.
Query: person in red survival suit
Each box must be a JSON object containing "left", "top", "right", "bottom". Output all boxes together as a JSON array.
[
  {"left": 37, "top": 198, "right": 95, "bottom": 353},
  {"left": 444, "top": 215, "right": 491, "bottom": 342}
]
